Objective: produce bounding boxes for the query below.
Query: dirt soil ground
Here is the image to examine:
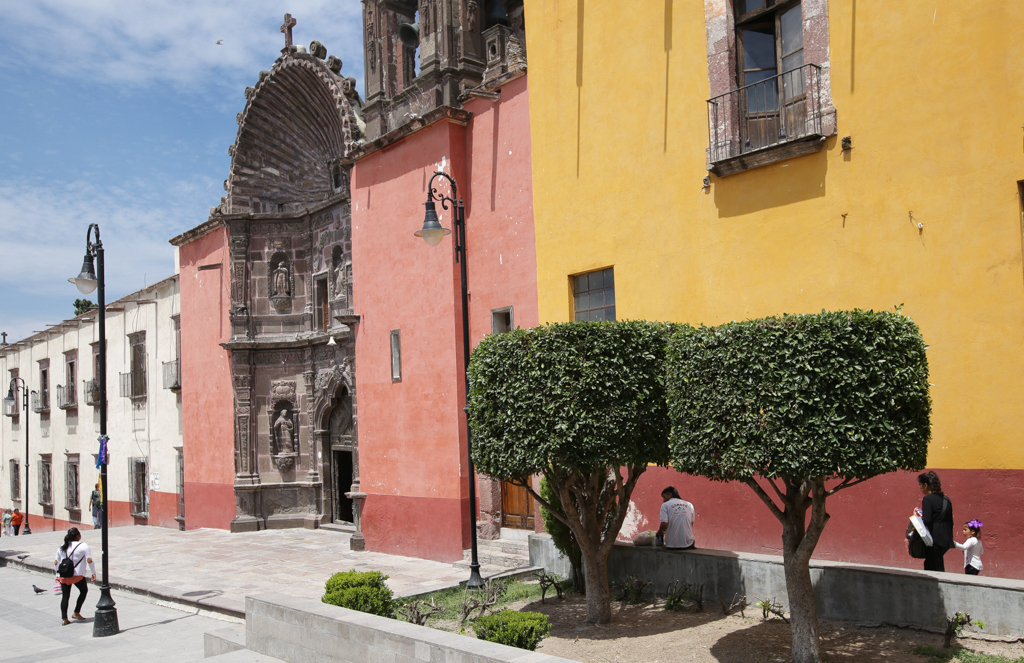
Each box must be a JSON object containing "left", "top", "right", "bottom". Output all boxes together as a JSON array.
[{"left": 503, "top": 594, "right": 1024, "bottom": 663}]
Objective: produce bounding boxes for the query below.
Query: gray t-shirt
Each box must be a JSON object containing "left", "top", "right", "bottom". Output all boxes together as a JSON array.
[{"left": 659, "top": 498, "right": 694, "bottom": 548}]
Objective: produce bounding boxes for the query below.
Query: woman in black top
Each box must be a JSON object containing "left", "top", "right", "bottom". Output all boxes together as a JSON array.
[{"left": 918, "top": 471, "right": 954, "bottom": 572}]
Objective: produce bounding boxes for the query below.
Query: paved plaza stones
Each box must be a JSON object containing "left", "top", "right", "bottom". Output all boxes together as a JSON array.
[{"left": 0, "top": 526, "right": 505, "bottom": 619}]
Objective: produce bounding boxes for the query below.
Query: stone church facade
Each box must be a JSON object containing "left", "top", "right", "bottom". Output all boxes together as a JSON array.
[{"left": 173, "top": 1, "right": 536, "bottom": 557}]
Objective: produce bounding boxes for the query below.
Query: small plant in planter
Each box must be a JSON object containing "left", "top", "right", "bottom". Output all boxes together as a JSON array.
[
  {"left": 322, "top": 570, "right": 395, "bottom": 618},
  {"left": 943, "top": 611, "right": 985, "bottom": 648},
  {"left": 475, "top": 610, "right": 551, "bottom": 650}
]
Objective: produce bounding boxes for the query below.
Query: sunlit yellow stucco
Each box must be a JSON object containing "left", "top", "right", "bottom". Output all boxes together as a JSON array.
[{"left": 524, "top": 0, "right": 1024, "bottom": 470}]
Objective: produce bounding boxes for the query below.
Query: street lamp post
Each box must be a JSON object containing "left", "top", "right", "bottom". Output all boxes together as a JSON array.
[
  {"left": 414, "top": 171, "right": 485, "bottom": 589},
  {"left": 4, "top": 377, "right": 31, "bottom": 535},
  {"left": 68, "top": 223, "right": 120, "bottom": 637}
]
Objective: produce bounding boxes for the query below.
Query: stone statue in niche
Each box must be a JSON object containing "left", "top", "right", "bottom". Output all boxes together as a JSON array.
[
  {"left": 268, "top": 251, "right": 292, "bottom": 311},
  {"left": 272, "top": 263, "right": 290, "bottom": 296},
  {"left": 274, "top": 407, "right": 296, "bottom": 453}
]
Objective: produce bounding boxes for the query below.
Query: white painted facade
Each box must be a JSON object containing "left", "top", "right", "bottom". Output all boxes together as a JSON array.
[{"left": 0, "top": 275, "right": 183, "bottom": 531}]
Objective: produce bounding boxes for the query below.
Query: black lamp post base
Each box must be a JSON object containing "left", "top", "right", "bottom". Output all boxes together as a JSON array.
[
  {"left": 93, "top": 588, "right": 119, "bottom": 637},
  {"left": 21, "top": 525, "right": 31, "bottom": 535},
  {"left": 466, "top": 563, "right": 486, "bottom": 589}
]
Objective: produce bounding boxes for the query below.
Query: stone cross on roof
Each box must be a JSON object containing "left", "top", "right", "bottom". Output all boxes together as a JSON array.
[
  {"left": 281, "top": 13, "right": 297, "bottom": 48},
  {"left": 1, "top": 332, "right": 7, "bottom": 344}
]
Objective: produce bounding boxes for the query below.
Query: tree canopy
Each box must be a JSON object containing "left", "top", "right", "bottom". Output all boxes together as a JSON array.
[
  {"left": 470, "top": 320, "right": 672, "bottom": 480},
  {"left": 666, "top": 309, "right": 931, "bottom": 484}
]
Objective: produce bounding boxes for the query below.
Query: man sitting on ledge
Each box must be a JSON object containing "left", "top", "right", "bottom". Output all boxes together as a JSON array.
[{"left": 657, "top": 486, "right": 695, "bottom": 549}]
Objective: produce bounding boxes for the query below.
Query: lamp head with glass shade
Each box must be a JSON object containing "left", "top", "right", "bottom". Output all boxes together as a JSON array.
[
  {"left": 3, "top": 387, "right": 15, "bottom": 416},
  {"left": 69, "top": 253, "right": 98, "bottom": 294},
  {"left": 414, "top": 199, "right": 452, "bottom": 247}
]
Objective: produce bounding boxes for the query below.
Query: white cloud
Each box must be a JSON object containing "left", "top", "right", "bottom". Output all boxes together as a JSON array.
[
  {"left": 1, "top": 0, "right": 365, "bottom": 96},
  {"left": 0, "top": 176, "right": 217, "bottom": 341}
]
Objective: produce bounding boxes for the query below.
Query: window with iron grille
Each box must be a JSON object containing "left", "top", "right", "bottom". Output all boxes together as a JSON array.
[
  {"left": 9, "top": 459, "right": 20, "bottom": 501},
  {"left": 65, "top": 456, "right": 80, "bottom": 510},
  {"left": 38, "top": 455, "right": 52, "bottom": 506},
  {"left": 175, "top": 448, "right": 185, "bottom": 522},
  {"left": 36, "top": 361, "right": 50, "bottom": 412},
  {"left": 122, "top": 332, "right": 147, "bottom": 399},
  {"left": 62, "top": 352, "right": 77, "bottom": 408},
  {"left": 573, "top": 268, "right": 616, "bottom": 322},
  {"left": 129, "top": 457, "right": 148, "bottom": 517}
]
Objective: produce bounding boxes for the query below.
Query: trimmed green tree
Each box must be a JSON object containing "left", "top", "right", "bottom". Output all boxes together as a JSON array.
[
  {"left": 666, "top": 310, "right": 931, "bottom": 663},
  {"left": 469, "top": 320, "right": 672, "bottom": 624}
]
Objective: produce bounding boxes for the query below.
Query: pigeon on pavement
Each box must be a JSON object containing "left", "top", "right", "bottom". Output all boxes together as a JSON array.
[{"left": 32, "top": 584, "right": 46, "bottom": 594}]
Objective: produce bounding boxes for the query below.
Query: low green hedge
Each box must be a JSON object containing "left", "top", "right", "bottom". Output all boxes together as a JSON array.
[
  {"left": 322, "top": 570, "right": 395, "bottom": 618},
  {"left": 475, "top": 610, "right": 551, "bottom": 650}
]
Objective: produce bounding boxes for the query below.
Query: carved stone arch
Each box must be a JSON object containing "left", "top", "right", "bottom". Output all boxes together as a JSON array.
[
  {"left": 226, "top": 53, "right": 364, "bottom": 214},
  {"left": 313, "top": 359, "right": 355, "bottom": 431}
]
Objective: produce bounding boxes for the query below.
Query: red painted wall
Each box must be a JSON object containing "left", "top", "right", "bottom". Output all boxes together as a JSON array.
[
  {"left": 21, "top": 492, "right": 181, "bottom": 533},
  {"left": 352, "top": 76, "right": 537, "bottom": 562},
  {"left": 628, "top": 467, "right": 1024, "bottom": 579},
  {"left": 177, "top": 227, "right": 236, "bottom": 530}
]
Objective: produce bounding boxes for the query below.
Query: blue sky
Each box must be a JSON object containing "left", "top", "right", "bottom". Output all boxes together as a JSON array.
[{"left": 0, "top": 1, "right": 364, "bottom": 343}]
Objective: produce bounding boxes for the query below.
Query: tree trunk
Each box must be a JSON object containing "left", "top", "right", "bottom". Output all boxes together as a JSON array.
[
  {"left": 782, "top": 542, "right": 820, "bottom": 663},
  {"left": 580, "top": 544, "right": 611, "bottom": 623}
]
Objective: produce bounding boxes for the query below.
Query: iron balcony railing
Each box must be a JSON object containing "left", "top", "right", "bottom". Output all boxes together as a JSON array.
[
  {"left": 57, "top": 384, "right": 77, "bottom": 409},
  {"left": 83, "top": 379, "right": 100, "bottom": 406},
  {"left": 32, "top": 389, "right": 50, "bottom": 413},
  {"left": 707, "top": 63, "right": 823, "bottom": 164},
  {"left": 120, "top": 367, "right": 147, "bottom": 400},
  {"left": 162, "top": 359, "right": 181, "bottom": 391}
]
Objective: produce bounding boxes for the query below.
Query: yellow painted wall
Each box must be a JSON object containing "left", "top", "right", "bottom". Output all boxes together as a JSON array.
[{"left": 524, "top": 0, "right": 1024, "bottom": 470}]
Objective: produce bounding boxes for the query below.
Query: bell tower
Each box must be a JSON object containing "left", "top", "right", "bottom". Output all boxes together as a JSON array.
[{"left": 361, "top": 0, "right": 526, "bottom": 140}]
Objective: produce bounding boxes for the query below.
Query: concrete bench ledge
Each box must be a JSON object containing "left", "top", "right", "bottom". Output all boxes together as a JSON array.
[
  {"left": 528, "top": 535, "right": 1024, "bottom": 637},
  {"left": 246, "top": 592, "right": 578, "bottom": 663}
]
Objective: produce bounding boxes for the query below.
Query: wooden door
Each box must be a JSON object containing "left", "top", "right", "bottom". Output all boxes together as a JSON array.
[{"left": 501, "top": 481, "right": 535, "bottom": 529}]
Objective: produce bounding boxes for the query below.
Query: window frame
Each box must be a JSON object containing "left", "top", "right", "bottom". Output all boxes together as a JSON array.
[
  {"left": 65, "top": 455, "right": 81, "bottom": 512},
  {"left": 10, "top": 458, "right": 21, "bottom": 502},
  {"left": 129, "top": 457, "right": 149, "bottom": 518},
  {"left": 390, "top": 329, "right": 402, "bottom": 382},
  {"left": 38, "top": 454, "right": 53, "bottom": 507},
  {"left": 572, "top": 267, "right": 616, "bottom": 322},
  {"left": 491, "top": 306, "right": 514, "bottom": 335}
]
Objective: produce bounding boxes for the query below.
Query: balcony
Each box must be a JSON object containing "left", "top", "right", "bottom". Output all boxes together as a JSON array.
[
  {"left": 162, "top": 359, "right": 181, "bottom": 391},
  {"left": 57, "top": 384, "right": 77, "bottom": 410},
  {"left": 120, "top": 369, "right": 147, "bottom": 400},
  {"left": 83, "top": 379, "right": 100, "bottom": 406},
  {"left": 707, "top": 63, "right": 825, "bottom": 177},
  {"left": 31, "top": 390, "right": 50, "bottom": 413}
]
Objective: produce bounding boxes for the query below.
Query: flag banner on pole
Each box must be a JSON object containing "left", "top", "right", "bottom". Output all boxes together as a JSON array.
[{"left": 97, "top": 435, "right": 108, "bottom": 469}]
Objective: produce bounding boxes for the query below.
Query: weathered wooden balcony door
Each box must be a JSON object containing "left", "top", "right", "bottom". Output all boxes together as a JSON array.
[{"left": 501, "top": 481, "right": 534, "bottom": 529}]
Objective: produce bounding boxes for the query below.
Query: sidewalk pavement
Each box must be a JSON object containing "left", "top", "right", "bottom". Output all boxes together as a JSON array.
[
  {"left": 0, "top": 566, "right": 242, "bottom": 663},
  {"left": 0, "top": 526, "right": 503, "bottom": 619}
]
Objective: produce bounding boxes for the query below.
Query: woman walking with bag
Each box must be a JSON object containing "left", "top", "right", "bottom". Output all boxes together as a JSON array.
[{"left": 54, "top": 527, "right": 96, "bottom": 625}]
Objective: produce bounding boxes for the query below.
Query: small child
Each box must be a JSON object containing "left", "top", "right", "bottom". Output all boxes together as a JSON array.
[{"left": 955, "top": 519, "right": 984, "bottom": 575}]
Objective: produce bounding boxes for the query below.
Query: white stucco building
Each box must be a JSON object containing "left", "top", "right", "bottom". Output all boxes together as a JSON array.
[{"left": 1, "top": 275, "right": 184, "bottom": 532}]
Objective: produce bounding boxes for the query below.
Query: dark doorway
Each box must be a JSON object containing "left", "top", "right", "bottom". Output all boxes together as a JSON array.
[{"left": 333, "top": 449, "right": 354, "bottom": 523}]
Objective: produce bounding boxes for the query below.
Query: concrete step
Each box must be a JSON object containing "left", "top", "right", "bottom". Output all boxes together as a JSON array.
[
  {"left": 458, "top": 538, "right": 531, "bottom": 570},
  {"left": 204, "top": 626, "right": 246, "bottom": 658}
]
